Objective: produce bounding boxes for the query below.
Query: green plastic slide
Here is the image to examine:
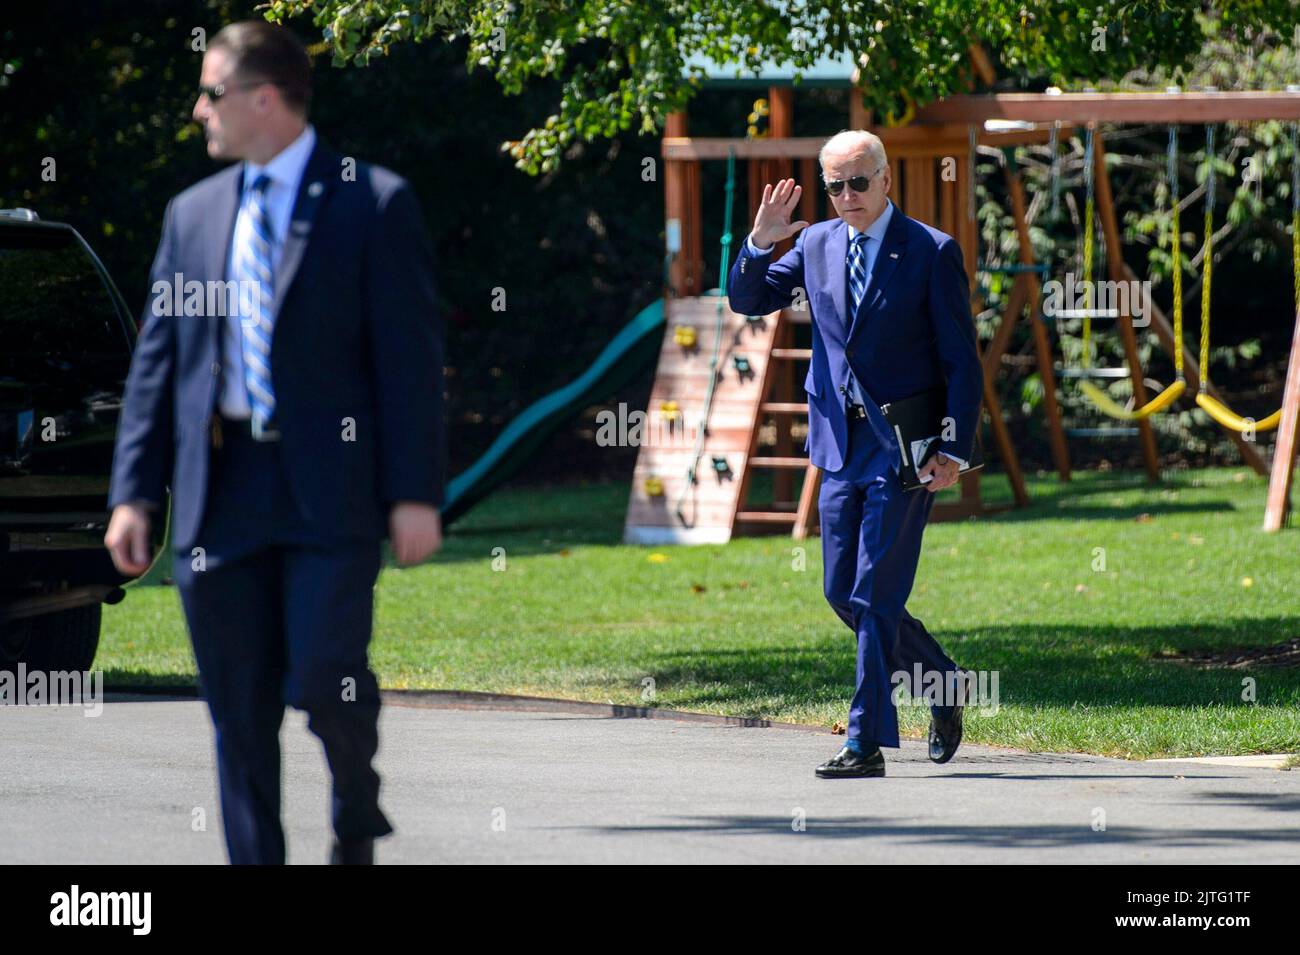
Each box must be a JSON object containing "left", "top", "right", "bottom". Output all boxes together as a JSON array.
[{"left": 442, "top": 297, "right": 666, "bottom": 525}]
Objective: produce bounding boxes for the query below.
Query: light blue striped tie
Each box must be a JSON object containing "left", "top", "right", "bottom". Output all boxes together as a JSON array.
[
  {"left": 848, "top": 232, "right": 870, "bottom": 321},
  {"left": 237, "top": 173, "right": 277, "bottom": 432}
]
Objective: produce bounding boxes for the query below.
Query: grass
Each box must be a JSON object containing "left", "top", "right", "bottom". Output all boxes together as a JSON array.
[{"left": 100, "top": 466, "right": 1300, "bottom": 760}]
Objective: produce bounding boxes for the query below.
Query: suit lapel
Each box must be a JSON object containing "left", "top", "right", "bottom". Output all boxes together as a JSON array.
[
  {"left": 848, "top": 200, "right": 908, "bottom": 340},
  {"left": 274, "top": 143, "right": 335, "bottom": 308},
  {"left": 206, "top": 168, "right": 242, "bottom": 280},
  {"left": 819, "top": 219, "right": 849, "bottom": 346},
  {"left": 205, "top": 166, "right": 242, "bottom": 351}
]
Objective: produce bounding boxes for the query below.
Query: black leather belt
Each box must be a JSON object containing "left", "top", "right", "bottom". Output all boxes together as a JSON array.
[{"left": 211, "top": 414, "right": 281, "bottom": 448}]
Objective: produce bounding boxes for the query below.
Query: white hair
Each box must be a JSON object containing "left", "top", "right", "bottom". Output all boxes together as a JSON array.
[{"left": 818, "top": 129, "right": 887, "bottom": 173}]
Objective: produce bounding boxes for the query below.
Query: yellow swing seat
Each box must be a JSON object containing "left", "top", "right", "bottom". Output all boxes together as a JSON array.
[
  {"left": 1080, "top": 378, "right": 1186, "bottom": 421},
  {"left": 1193, "top": 392, "right": 1282, "bottom": 432},
  {"left": 1072, "top": 125, "right": 1185, "bottom": 424}
]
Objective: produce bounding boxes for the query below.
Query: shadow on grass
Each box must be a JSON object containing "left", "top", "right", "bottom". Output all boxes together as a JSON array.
[
  {"left": 433, "top": 471, "right": 1246, "bottom": 567},
  {"left": 99, "top": 669, "right": 197, "bottom": 691},
  {"left": 985, "top": 500, "right": 1236, "bottom": 523},
  {"left": 641, "top": 619, "right": 1300, "bottom": 712}
]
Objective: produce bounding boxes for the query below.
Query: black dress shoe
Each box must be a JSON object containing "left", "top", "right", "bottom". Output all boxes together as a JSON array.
[
  {"left": 329, "top": 838, "right": 375, "bottom": 865},
  {"left": 928, "top": 670, "right": 971, "bottom": 764},
  {"left": 816, "top": 745, "right": 885, "bottom": 778}
]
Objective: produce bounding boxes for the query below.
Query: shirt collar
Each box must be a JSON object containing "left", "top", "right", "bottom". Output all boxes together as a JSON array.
[
  {"left": 243, "top": 123, "right": 316, "bottom": 194},
  {"left": 847, "top": 199, "right": 895, "bottom": 244}
]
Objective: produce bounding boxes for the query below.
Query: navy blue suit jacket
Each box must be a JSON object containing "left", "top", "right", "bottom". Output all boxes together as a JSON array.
[
  {"left": 108, "top": 143, "right": 445, "bottom": 551},
  {"left": 726, "top": 201, "right": 982, "bottom": 474}
]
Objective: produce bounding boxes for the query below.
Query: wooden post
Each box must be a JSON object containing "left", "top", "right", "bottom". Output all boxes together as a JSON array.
[
  {"left": 1264, "top": 302, "right": 1300, "bottom": 530},
  {"left": 1093, "top": 132, "right": 1161, "bottom": 482},
  {"left": 1004, "top": 164, "right": 1072, "bottom": 481},
  {"left": 981, "top": 377, "right": 1030, "bottom": 507},
  {"left": 664, "top": 112, "right": 702, "bottom": 297},
  {"left": 768, "top": 89, "right": 795, "bottom": 146},
  {"left": 849, "top": 72, "right": 872, "bottom": 129},
  {"left": 766, "top": 86, "right": 796, "bottom": 506},
  {"left": 793, "top": 463, "right": 821, "bottom": 539},
  {"left": 981, "top": 273, "right": 1031, "bottom": 376},
  {"left": 798, "top": 157, "right": 818, "bottom": 223},
  {"left": 968, "top": 44, "right": 997, "bottom": 86}
]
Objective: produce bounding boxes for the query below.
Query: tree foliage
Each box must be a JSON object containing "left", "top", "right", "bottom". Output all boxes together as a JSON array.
[{"left": 268, "top": 1, "right": 1300, "bottom": 173}]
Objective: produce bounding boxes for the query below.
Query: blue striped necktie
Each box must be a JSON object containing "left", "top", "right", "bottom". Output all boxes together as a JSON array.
[
  {"left": 237, "top": 173, "right": 277, "bottom": 433},
  {"left": 848, "top": 232, "right": 870, "bottom": 321}
]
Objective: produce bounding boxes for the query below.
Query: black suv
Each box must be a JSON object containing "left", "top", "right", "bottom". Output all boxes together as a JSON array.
[{"left": 1, "top": 209, "right": 163, "bottom": 673}]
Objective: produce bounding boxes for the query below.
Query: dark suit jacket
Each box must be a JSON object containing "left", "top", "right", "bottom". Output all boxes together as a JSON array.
[
  {"left": 726, "top": 200, "right": 982, "bottom": 474},
  {"left": 108, "top": 142, "right": 445, "bottom": 551}
]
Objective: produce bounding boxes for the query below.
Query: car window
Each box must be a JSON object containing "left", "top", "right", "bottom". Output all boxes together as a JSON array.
[{"left": 0, "top": 226, "right": 132, "bottom": 505}]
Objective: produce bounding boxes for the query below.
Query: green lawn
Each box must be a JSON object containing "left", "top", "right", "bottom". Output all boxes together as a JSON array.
[{"left": 100, "top": 466, "right": 1300, "bottom": 759}]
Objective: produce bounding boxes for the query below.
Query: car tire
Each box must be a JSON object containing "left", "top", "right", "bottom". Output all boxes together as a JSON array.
[{"left": 1, "top": 604, "right": 102, "bottom": 674}]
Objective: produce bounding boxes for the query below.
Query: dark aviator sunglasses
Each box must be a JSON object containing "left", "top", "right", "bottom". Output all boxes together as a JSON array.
[{"left": 824, "top": 166, "right": 885, "bottom": 196}]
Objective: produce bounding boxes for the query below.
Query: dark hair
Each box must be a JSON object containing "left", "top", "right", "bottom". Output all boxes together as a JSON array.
[{"left": 210, "top": 20, "right": 313, "bottom": 116}]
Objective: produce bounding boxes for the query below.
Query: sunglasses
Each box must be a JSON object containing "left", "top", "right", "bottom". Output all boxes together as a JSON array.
[
  {"left": 197, "top": 79, "right": 271, "bottom": 102},
  {"left": 824, "top": 167, "right": 885, "bottom": 196}
]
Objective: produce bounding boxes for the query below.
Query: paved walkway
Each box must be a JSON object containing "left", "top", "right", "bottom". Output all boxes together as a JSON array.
[{"left": 3, "top": 696, "right": 1297, "bottom": 863}]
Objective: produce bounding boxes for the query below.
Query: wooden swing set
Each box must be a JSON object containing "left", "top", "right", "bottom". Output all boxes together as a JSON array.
[
  {"left": 921, "top": 89, "right": 1300, "bottom": 532},
  {"left": 622, "top": 61, "right": 1300, "bottom": 543}
]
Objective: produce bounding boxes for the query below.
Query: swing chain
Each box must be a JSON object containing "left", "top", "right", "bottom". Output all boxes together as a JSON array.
[
  {"left": 1081, "top": 125, "right": 1096, "bottom": 368},
  {"left": 1168, "top": 125, "right": 1184, "bottom": 381},
  {"left": 1200, "top": 125, "right": 1216, "bottom": 382}
]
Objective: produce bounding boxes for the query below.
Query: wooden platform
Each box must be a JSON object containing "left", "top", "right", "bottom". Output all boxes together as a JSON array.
[{"left": 624, "top": 296, "right": 790, "bottom": 544}]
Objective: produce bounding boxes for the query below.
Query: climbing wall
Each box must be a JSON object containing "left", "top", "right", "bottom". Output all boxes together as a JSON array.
[{"left": 623, "top": 295, "right": 799, "bottom": 544}]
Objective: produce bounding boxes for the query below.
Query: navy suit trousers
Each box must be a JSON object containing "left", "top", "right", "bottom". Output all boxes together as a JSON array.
[
  {"left": 172, "top": 420, "right": 391, "bottom": 864},
  {"left": 819, "top": 415, "right": 960, "bottom": 748}
]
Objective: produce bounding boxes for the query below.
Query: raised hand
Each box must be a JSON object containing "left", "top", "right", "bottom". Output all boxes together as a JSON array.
[{"left": 751, "top": 178, "right": 811, "bottom": 249}]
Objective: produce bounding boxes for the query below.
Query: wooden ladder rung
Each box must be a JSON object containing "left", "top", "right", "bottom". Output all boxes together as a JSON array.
[
  {"left": 770, "top": 348, "right": 812, "bottom": 360},
  {"left": 760, "top": 402, "right": 809, "bottom": 413},
  {"left": 735, "top": 510, "right": 799, "bottom": 524},
  {"left": 749, "top": 456, "right": 810, "bottom": 469}
]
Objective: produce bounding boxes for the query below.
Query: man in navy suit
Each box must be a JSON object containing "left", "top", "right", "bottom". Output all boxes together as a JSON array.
[
  {"left": 103, "top": 21, "right": 444, "bottom": 861},
  {"left": 728, "top": 130, "right": 981, "bottom": 778}
]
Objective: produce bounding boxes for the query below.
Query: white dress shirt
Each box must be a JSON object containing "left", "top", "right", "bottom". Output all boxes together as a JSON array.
[
  {"left": 746, "top": 201, "right": 966, "bottom": 470},
  {"left": 219, "top": 123, "right": 317, "bottom": 419}
]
